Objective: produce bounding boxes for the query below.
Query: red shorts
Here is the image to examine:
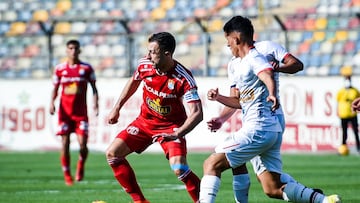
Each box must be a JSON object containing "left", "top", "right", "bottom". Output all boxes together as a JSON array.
[
  {"left": 56, "top": 119, "right": 89, "bottom": 137},
  {"left": 116, "top": 118, "right": 187, "bottom": 158}
]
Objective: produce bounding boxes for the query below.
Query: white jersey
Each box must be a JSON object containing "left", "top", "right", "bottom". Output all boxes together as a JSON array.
[
  {"left": 228, "top": 48, "right": 282, "bottom": 132},
  {"left": 228, "top": 41, "right": 288, "bottom": 128},
  {"left": 254, "top": 40, "right": 288, "bottom": 102}
]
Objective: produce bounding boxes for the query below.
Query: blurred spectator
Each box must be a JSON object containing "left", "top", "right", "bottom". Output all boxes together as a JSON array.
[{"left": 336, "top": 66, "right": 360, "bottom": 153}]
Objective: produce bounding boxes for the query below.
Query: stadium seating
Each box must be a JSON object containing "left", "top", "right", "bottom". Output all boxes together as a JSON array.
[{"left": 0, "top": 0, "right": 359, "bottom": 78}]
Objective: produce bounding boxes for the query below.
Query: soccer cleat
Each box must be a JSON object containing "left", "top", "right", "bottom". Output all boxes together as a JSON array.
[
  {"left": 75, "top": 167, "right": 84, "bottom": 181},
  {"left": 325, "top": 194, "right": 341, "bottom": 203},
  {"left": 64, "top": 175, "right": 73, "bottom": 186},
  {"left": 133, "top": 200, "right": 150, "bottom": 203}
]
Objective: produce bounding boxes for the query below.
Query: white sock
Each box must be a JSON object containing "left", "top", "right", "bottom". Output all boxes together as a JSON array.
[
  {"left": 283, "top": 182, "right": 325, "bottom": 203},
  {"left": 199, "top": 175, "right": 221, "bottom": 203},
  {"left": 233, "top": 174, "right": 250, "bottom": 203}
]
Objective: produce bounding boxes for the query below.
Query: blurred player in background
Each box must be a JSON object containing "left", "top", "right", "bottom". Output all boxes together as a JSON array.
[
  {"left": 199, "top": 15, "right": 341, "bottom": 203},
  {"left": 49, "top": 39, "right": 99, "bottom": 186},
  {"left": 336, "top": 69, "right": 360, "bottom": 153},
  {"left": 106, "top": 32, "right": 203, "bottom": 203}
]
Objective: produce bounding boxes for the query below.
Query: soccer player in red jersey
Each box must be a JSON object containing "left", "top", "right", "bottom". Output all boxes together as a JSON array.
[
  {"left": 49, "top": 39, "right": 99, "bottom": 186},
  {"left": 106, "top": 32, "right": 203, "bottom": 203}
]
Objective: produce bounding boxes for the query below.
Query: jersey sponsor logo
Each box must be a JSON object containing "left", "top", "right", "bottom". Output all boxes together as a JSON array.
[
  {"left": 144, "top": 83, "right": 176, "bottom": 98},
  {"left": 240, "top": 88, "right": 255, "bottom": 103},
  {"left": 60, "top": 76, "right": 86, "bottom": 83},
  {"left": 146, "top": 97, "right": 171, "bottom": 115},
  {"left": 126, "top": 126, "right": 139, "bottom": 135},
  {"left": 64, "top": 82, "right": 79, "bottom": 95}
]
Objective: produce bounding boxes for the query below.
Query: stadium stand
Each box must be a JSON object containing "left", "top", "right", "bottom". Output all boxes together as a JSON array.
[{"left": 0, "top": 0, "right": 359, "bottom": 78}]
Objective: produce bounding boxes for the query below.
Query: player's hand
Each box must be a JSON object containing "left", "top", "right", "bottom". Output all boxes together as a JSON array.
[
  {"left": 352, "top": 98, "right": 360, "bottom": 112},
  {"left": 270, "top": 60, "right": 280, "bottom": 72},
  {"left": 152, "top": 133, "right": 179, "bottom": 144},
  {"left": 267, "top": 95, "right": 279, "bottom": 112},
  {"left": 207, "top": 88, "right": 219, "bottom": 101},
  {"left": 207, "top": 118, "right": 223, "bottom": 132},
  {"left": 49, "top": 104, "right": 55, "bottom": 115},
  {"left": 107, "top": 109, "right": 120, "bottom": 124}
]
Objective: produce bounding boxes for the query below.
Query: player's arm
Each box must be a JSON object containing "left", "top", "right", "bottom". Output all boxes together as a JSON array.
[
  {"left": 258, "top": 69, "right": 279, "bottom": 111},
  {"left": 275, "top": 54, "right": 303, "bottom": 74},
  {"left": 89, "top": 80, "right": 99, "bottom": 116},
  {"left": 107, "top": 78, "right": 141, "bottom": 124},
  {"left": 207, "top": 87, "right": 238, "bottom": 132},
  {"left": 49, "top": 83, "right": 59, "bottom": 115},
  {"left": 208, "top": 87, "right": 241, "bottom": 109},
  {"left": 174, "top": 100, "right": 203, "bottom": 138}
]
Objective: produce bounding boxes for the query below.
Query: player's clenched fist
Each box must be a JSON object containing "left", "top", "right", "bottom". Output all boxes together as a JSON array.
[{"left": 207, "top": 88, "right": 219, "bottom": 101}]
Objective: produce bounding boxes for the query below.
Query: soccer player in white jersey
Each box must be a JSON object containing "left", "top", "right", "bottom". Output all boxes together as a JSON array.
[{"left": 198, "top": 15, "right": 341, "bottom": 203}]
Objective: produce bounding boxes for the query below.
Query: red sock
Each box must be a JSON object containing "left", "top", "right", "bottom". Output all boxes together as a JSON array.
[
  {"left": 179, "top": 170, "right": 201, "bottom": 202},
  {"left": 109, "top": 158, "right": 146, "bottom": 201},
  {"left": 60, "top": 155, "right": 71, "bottom": 176}
]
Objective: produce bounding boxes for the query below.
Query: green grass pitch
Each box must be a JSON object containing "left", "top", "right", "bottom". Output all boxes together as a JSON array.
[{"left": 0, "top": 151, "right": 359, "bottom": 203}]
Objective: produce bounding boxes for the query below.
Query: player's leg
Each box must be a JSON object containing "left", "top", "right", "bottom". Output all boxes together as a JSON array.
[
  {"left": 60, "top": 133, "right": 73, "bottom": 186},
  {"left": 341, "top": 119, "right": 348, "bottom": 145},
  {"left": 199, "top": 153, "right": 230, "bottom": 203},
  {"left": 106, "top": 124, "right": 152, "bottom": 203},
  {"left": 75, "top": 120, "right": 89, "bottom": 181},
  {"left": 161, "top": 136, "right": 200, "bottom": 203},
  {"left": 258, "top": 132, "right": 340, "bottom": 202},
  {"left": 57, "top": 121, "right": 74, "bottom": 186},
  {"left": 232, "top": 164, "right": 250, "bottom": 203}
]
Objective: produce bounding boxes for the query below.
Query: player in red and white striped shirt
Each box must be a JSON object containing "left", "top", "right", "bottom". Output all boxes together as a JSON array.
[{"left": 106, "top": 32, "right": 203, "bottom": 203}]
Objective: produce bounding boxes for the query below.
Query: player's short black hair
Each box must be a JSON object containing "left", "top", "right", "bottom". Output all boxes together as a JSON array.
[
  {"left": 223, "top": 16, "right": 254, "bottom": 42},
  {"left": 148, "top": 32, "right": 176, "bottom": 54},
  {"left": 66, "top": 39, "right": 80, "bottom": 47}
]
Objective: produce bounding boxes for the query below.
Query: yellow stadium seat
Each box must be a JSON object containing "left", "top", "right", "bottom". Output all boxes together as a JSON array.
[
  {"left": 54, "top": 22, "right": 71, "bottom": 34},
  {"left": 32, "top": 10, "right": 49, "bottom": 22},
  {"left": 313, "top": 31, "right": 325, "bottom": 41},
  {"left": 335, "top": 30, "right": 348, "bottom": 41},
  {"left": 208, "top": 19, "right": 224, "bottom": 32},
  {"left": 315, "top": 18, "right": 327, "bottom": 30},
  {"left": 151, "top": 8, "right": 166, "bottom": 20},
  {"left": 160, "top": 0, "right": 175, "bottom": 10},
  {"left": 340, "top": 65, "right": 352, "bottom": 76},
  {"left": 56, "top": 0, "right": 72, "bottom": 12},
  {"left": 7, "top": 22, "right": 26, "bottom": 36}
]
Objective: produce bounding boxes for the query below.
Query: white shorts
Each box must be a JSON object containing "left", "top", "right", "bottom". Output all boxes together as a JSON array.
[
  {"left": 250, "top": 113, "right": 285, "bottom": 175},
  {"left": 215, "top": 127, "right": 282, "bottom": 174}
]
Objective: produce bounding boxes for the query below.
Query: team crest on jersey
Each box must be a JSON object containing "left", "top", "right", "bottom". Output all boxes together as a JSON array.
[
  {"left": 79, "top": 68, "right": 85, "bottom": 75},
  {"left": 167, "top": 79, "right": 175, "bottom": 90},
  {"left": 147, "top": 97, "right": 171, "bottom": 115}
]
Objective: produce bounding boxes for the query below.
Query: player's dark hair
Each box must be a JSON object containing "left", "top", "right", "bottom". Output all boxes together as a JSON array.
[
  {"left": 223, "top": 16, "right": 254, "bottom": 43},
  {"left": 148, "top": 32, "right": 176, "bottom": 54},
  {"left": 66, "top": 39, "right": 80, "bottom": 47}
]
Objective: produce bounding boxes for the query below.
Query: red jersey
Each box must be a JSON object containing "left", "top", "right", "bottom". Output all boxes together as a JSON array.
[
  {"left": 52, "top": 62, "right": 96, "bottom": 121},
  {"left": 134, "top": 58, "right": 200, "bottom": 128}
]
